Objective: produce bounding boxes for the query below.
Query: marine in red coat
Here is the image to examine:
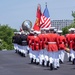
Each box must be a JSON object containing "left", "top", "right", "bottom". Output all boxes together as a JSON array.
[
  {"left": 27, "top": 33, "right": 34, "bottom": 49},
  {"left": 58, "top": 32, "right": 67, "bottom": 50},
  {"left": 38, "top": 29, "right": 46, "bottom": 66},
  {"left": 32, "top": 31, "right": 40, "bottom": 64},
  {"left": 32, "top": 31, "right": 40, "bottom": 51},
  {"left": 66, "top": 28, "right": 75, "bottom": 50},
  {"left": 66, "top": 28, "right": 75, "bottom": 62},
  {"left": 57, "top": 30, "right": 67, "bottom": 63},
  {"left": 27, "top": 30, "right": 35, "bottom": 63},
  {"left": 70, "top": 29, "right": 75, "bottom": 64},
  {"left": 38, "top": 29, "right": 46, "bottom": 50},
  {"left": 46, "top": 27, "right": 59, "bottom": 70}
]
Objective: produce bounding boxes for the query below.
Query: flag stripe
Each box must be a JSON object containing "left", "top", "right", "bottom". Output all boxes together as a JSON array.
[
  {"left": 40, "top": 15, "right": 51, "bottom": 28},
  {"left": 46, "top": 22, "right": 51, "bottom": 28},
  {"left": 44, "top": 21, "right": 50, "bottom": 28},
  {"left": 45, "top": 19, "right": 51, "bottom": 27},
  {"left": 40, "top": 5, "right": 51, "bottom": 29}
]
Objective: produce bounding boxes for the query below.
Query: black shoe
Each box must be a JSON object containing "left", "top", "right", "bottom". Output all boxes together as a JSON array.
[
  {"left": 23, "top": 54, "right": 26, "bottom": 57},
  {"left": 72, "top": 58, "right": 75, "bottom": 65},
  {"left": 34, "top": 59, "right": 36, "bottom": 64},
  {"left": 42, "top": 60, "right": 44, "bottom": 66},
  {"left": 19, "top": 52, "right": 22, "bottom": 55},
  {"left": 36, "top": 62, "right": 39, "bottom": 65},
  {"left": 31, "top": 58, "right": 33, "bottom": 64},
  {"left": 27, "top": 50, "right": 29, "bottom": 54},
  {"left": 57, "top": 66, "right": 60, "bottom": 68},
  {"left": 59, "top": 59, "right": 63, "bottom": 64},
  {"left": 50, "top": 63, "right": 53, "bottom": 70},
  {"left": 69, "top": 56, "right": 71, "bottom": 62},
  {"left": 15, "top": 50, "right": 17, "bottom": 53},
  {"left": 54, "top": 68, "right": 57, "bottom": 70},
  {"left": 47, "top": 61, "right": 49, "bottom": 67},
  {"left": 21, "top": 53, "right": 23, "bottom": 56}
]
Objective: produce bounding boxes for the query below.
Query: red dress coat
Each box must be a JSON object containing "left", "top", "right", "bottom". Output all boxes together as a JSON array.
[
  {"left": 67, "top": 33, "right": 75, "bottom": 49},
  {"left": 47, "top": 33, "right": 58, "bottom": 52},
  {"left": 44, "top": 33, "right": 49, "bottom": 49},
  {"left": 72, "top": 34, "right": 75, "bottom": 51},
  {"left": 66, "top": 34, "right": 70, "bottom": 48},
  {"left": 38, "top": 34, "right": 45, "bottom": 50},
  {"left": 58, "top": 35, "right": 67, "bottom": 50},
  {"left": 27, "top": 34, "right": 34, "bottom": 49},
  {"left": 32, "top": 36, "right": 40, "bottom": 51}
]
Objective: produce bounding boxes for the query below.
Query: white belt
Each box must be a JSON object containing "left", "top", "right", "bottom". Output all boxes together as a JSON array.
[
  {"left": 36, "top": 44, "right": 39, "bottom": 45},
  {"left": 59, "top": 42, "right": 64, "bottom": 44},
  {"left": 61, "top": 42, "right": 64, "bottom": 44},
  {"left": 32, "top": 43, "right": 39, "bottom": 45},
  {"left": 22, "top": 41, "right": 26, "bottom": 42},
  {"left": 48, "top": 42, "right": 56, "bottom": 44},
  {"left": 70, "top": 41, "right": 72, "bottom": 42},
  {"left": 32, "top": 43, "right": 34, "bottom": 44}
]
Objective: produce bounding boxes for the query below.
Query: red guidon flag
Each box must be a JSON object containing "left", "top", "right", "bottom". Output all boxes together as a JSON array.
[{"left": 33, "top": 4, "right": 42, "bottom": 31}]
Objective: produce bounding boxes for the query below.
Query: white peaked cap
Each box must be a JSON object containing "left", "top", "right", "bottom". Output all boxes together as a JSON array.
[
  {"left": 57, "top": 30, "right": 62, "bottom": 33},
  {"left": 44, "top": 28, "right": 50, "bottom": 30},
  {"left": 49, "top": 27, "right": 55, "bottom": 30},
  {"left": 54, "top": 29, "right": 57, "bottom": 32},
  {"left": 14, "top": 32, "right": 17, "bottom": 34},
  {"left": 69, "top": 28, "right": 75, "bottom": 31},
  {"left": 30, "top": 31, "right": 34, "bottom": 34},
  {"left": 34, "top": 31, "right": 41, "bottom": 34},
  {"left": 30, "top": 28, "right": 34, "bottom": 34},
  {"left": 40, "top": 28, "right": 49, "bottom": 30},
  {"left": 68, "top": 28, "right": 71, "bottom": 32},
  {"left": 21, "top": 31, "right": 25, "bottom": 34},
  {"left": 17, "top": 32, "right": 21, "bottom": 34},
  {"left": 40, "top": 28, "right": 44, "bottom": 30},
  {"left": 21, "top": 32, "right": 26, "bottom": 34},
  {"left": 31, "top": 28, "right": 34, "bottom": 31}
]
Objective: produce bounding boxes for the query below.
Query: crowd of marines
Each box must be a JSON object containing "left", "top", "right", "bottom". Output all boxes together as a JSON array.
[{"left": 12, "top": 27, "right": 75, "bottom": 70}]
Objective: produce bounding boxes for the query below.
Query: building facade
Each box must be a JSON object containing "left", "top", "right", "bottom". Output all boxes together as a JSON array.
[{"left": 51, "top": 20, "right": 73, "bottom": 29}]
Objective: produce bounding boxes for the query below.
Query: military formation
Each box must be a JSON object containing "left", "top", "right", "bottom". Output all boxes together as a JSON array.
[{"left": 12, "top": 27, "right": 75, "bottom": 70}]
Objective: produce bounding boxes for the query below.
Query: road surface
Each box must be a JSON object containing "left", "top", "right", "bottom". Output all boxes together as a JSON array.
[{"left": 0, "top": 50, "right": 75, "bottom": 75}]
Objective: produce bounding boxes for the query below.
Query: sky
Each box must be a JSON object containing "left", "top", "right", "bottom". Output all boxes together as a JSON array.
[{"left": 0, "top": 0, "right": 75, "bottom": 30}]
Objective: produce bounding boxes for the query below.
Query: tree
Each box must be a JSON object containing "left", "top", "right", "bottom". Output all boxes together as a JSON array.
[
  {"left": 0, "top": 24, "right": 17, "bottom": 50},
  {"left": 72, "top": 11, "right": 75, "bottom": 23},
  {"left": 62, "top": 23, "right": 75, "bottom": 35}
]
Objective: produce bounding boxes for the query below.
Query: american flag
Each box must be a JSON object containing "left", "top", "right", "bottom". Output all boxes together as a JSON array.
[{"left": 40, "top": 4, "right": 51, "bottom": 28}]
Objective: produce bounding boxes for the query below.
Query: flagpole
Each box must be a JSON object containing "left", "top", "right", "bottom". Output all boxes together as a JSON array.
[{"left": 45, "top": 2, "right": 47, "bottom": 7}]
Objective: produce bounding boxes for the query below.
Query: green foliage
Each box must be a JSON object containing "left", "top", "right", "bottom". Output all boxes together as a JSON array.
[
  {"left": 62, "top": 23, "right": 75, "bottom": 35},
  {"left": 0, "top": 24, "right": 17, "bottom": 50},
  {"left": 72, "top": 11, "right": 75, "bottom": 23}
]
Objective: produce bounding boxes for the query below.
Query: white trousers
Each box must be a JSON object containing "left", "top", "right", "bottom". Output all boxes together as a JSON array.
[
  {"left": 59, "top": 50, "right": 65, "bottom": 62},
  {"left": 70, "top": 50, "right": 75, "bottom": 61},
  {"left": 34, "top": 51, "right": 40, "bottom": 63},
  {"left": 29, "top": 49, "right": 39, "bottom": 62},
  {"left": 14, "top": 44, "right": 18, "bottom": 50},
  {"left": 18, "top": 45, "right": 22, "bottom": 52},
  {"left": 21, "top": 46, "right": 28, "bottom": 56},
  {"left": 44, "top": 50, "right": 49, "bottom": 66},
  {"left": 67, "top": 52, "right": 70, "bottom": 58},
  {"left": 26, "top": 46, "right": 30, "bottom": 52},
  {"left": 39, "top": 50, "right": 45, "bottom": 65},
  {"left": 48, "top": 51, "right": 59, "bottom": 68},
  {"left": 29, "top": 48, "right": 33, "bottom": 59}
]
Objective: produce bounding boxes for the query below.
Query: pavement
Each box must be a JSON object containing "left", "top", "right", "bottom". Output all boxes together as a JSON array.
[{"left": 0, "top": 50, "right": 75, "bottom": 75}]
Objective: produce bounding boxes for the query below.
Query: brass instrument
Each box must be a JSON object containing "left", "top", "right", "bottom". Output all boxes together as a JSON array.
[{"left": 22, "top": 20, "right": 32, "bottom": 33}]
